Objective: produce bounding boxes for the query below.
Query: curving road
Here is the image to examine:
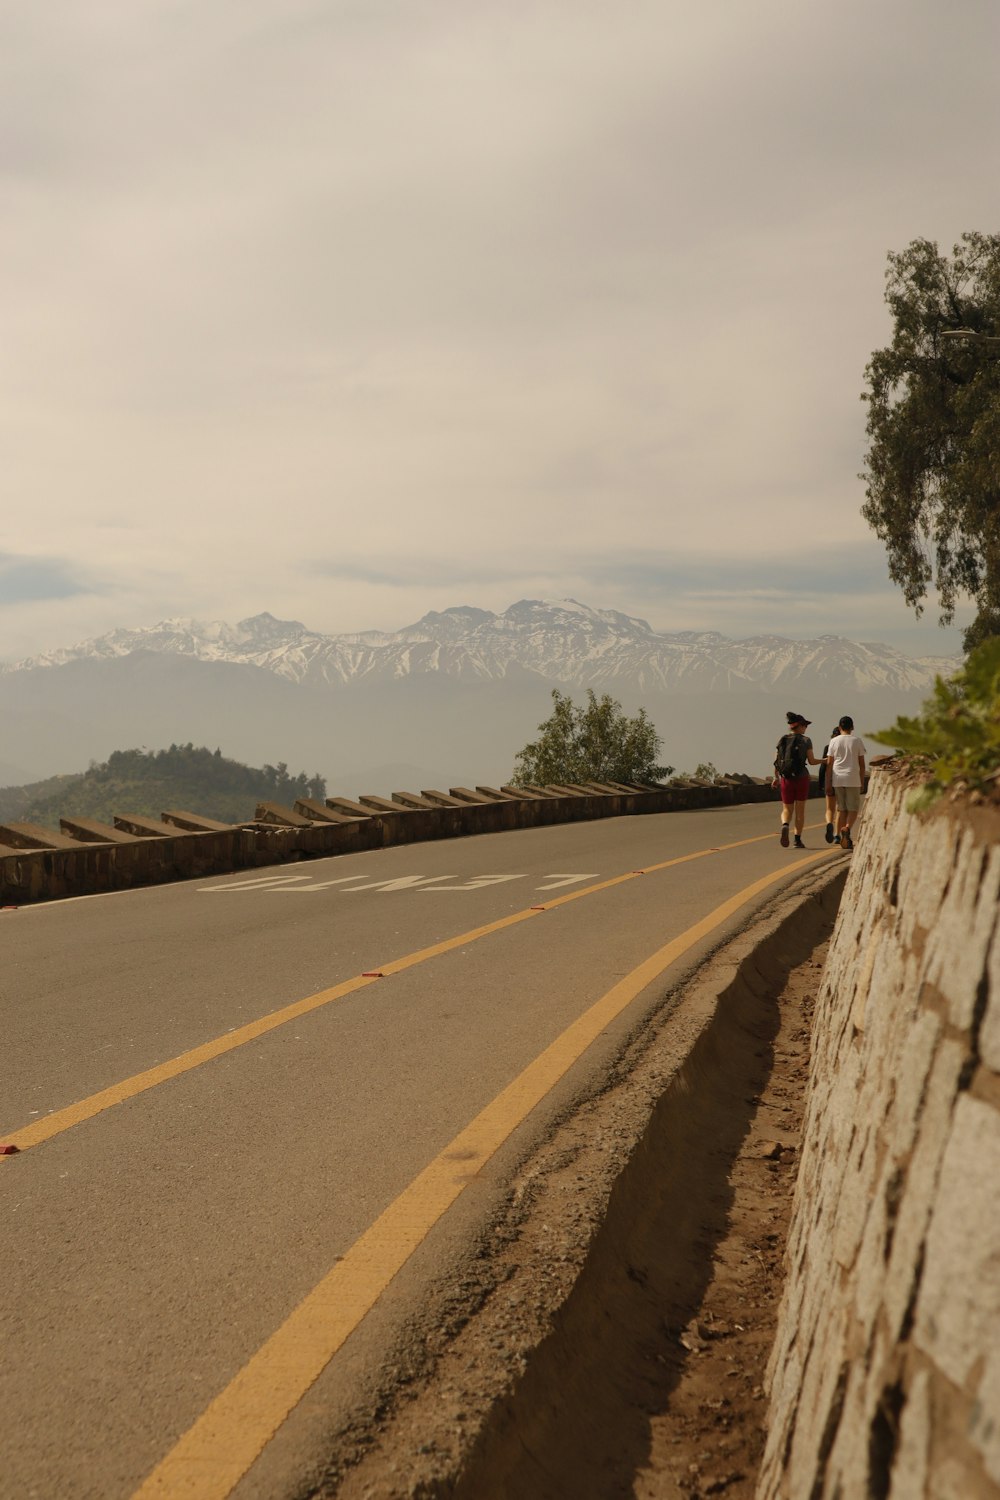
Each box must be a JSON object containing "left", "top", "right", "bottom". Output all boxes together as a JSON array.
[{"left": 0, "top": 802, "right": 840, "bottom": 1499}]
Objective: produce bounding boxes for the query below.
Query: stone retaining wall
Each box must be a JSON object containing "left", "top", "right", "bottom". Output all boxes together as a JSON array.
[
  {"left": 757, "top": 768, "right": 1000, "bottom": 1498},
  {"left": 0, "top": 774, "right": 792, "bottom": 906}
]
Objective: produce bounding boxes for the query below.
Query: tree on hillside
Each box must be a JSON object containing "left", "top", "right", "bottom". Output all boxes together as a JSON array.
[
  {"left": 860, "top": 232, "right": 1000, "bottom": 652},
  {"left": 510, "top": 689, "right": 672, "bottom": 786}
]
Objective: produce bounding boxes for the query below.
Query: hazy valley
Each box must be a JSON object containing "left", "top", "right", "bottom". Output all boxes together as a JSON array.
[{"left": 0, "top": 598, "right": 958, "bottom": 794}]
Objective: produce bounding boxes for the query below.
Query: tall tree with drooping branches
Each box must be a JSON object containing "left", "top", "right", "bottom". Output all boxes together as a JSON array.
[{"left": 861, "top": 232, "right": 1000, "bottom": 651}]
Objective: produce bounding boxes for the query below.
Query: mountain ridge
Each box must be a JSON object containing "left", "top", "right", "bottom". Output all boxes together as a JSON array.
[
  {"left": 3, "top": 597, "right": 959, "bottom": 696},
  {"left": 0, "top": 599, "right": 958, "bottom": 787}
]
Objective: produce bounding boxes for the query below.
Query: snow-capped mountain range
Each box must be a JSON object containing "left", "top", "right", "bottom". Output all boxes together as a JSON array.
[
  {"left": 0, "top": 599, "right": 958, "bottom": 788},
  {"left": 4, "top": 598, "right": 958, "bottom": 696}
]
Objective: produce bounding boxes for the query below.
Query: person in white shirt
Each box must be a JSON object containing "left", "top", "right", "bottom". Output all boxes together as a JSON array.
[{"left": 827, "top": 714, "right": 867, "bottom": 850}]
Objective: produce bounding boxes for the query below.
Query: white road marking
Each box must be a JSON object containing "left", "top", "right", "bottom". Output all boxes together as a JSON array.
[
  {"left": 197, "top": 872, "right": 603, "bottom": 895},
  {"left": 340, "top": 876, "right": 456, "bottom": 893},
  {"left": 272, "top": 876, "right": 377, "bottom": 891},
  {"left": 198, "top": 874, "right": 315, "bottom": 892}
]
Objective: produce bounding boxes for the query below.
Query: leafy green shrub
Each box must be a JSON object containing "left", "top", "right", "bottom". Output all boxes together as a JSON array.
[
  {"left": 676, "top": 762, "right": 720, "bottom": 782},
  {"left": 511, "top": 689, "right": 672, "bottom": 786},
  {"left": 871, "top": 638, "right": 1000, "bottom": 809}
]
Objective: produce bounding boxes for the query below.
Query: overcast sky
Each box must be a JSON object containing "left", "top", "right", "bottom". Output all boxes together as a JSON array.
[{"left": 2, "top": 0, "right": 997, "bottom": 663}]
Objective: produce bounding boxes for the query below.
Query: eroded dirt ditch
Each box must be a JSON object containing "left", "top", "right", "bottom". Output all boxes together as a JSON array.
[{"left": 305, "top": 865, "right": 845, "bottom": 1500}]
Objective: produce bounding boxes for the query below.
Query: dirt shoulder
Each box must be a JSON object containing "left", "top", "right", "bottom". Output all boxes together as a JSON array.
[
  {"left": 631, "top": 933, "right": 823, "bottom": 1499},
  {"left": 304, "top": 866, "right": 843, "bottom": 1500}
]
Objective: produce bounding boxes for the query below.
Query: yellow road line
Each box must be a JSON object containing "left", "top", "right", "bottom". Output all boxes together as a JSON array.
[
  {"left": 1, "top": 823, "right": 822, "bottom": 1155},
  {"left": 131, "top": 850, "right": 829, "bottom": 1499},
  {"left": 1, "top": 827, "right": 819, "bottom": 1154}
]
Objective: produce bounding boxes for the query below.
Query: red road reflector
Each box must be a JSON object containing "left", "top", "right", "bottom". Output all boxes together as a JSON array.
[
  {"left": 0, "top": 1144, "right": 19, "bottom": 1155},
  {"left": 362, "top": 970, "right": 384, "bottom": 978},
  {"left": 1, "top": 906, "right": 17, "bottom": 911},
  {"left": 530, "top": 905, "right": 546, "bottom": 911}
]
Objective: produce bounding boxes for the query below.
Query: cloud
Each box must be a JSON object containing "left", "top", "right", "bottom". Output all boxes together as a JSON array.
[
  {"left": 299, "top": 538, "right": 969, "bottom": 654},
  {"left": 0, "top": 1, "right": 993, "bottom": 664},
  {"left": 308, "top": 541, "right": 893, "bottom": 601},
  {"left": 0, "top": 553, "right": 92, "bottom": 606},
  {"left": 306, "top": 557, "right": 559, "bottom": 590}
]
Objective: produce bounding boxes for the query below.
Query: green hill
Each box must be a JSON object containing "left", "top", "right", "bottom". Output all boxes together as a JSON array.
[
  {"left": 0, "top": 772, "right": 82, "bottom": 824},
  {"left": 6, "top": 745, "right": 326, "bottom": 827}
]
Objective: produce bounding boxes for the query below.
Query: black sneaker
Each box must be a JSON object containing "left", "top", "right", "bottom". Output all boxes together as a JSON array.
[
  {"left": 780, "top": 825, "right": 789, "bottom": 847},
  {"left": 825, "top": 822, "right": 834, "bottom": 843},
  {"left": 793, "top": 834, "right": 804, "bottom": 849}
]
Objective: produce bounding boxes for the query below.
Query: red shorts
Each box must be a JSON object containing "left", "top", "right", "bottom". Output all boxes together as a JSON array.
[{"left": 780, "top": 774, "right": 810, "bottom": 805}]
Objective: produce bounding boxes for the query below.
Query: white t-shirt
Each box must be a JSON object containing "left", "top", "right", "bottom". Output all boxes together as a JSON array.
[{"left": 829, "top": 732, "right": 867, "bottom": 787}]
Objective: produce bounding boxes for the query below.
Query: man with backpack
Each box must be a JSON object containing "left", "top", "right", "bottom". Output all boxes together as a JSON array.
[{"left": 771, "top": 711, "right": 825, "bottom": 848}]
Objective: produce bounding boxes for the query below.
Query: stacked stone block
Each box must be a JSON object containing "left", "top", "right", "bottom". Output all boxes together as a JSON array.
[{"left": 758, "top": 768, "right": 1000, "bottom": 1498}]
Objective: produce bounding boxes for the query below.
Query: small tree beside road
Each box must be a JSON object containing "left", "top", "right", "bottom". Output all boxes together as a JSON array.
[{"left": 510, "top": 689, "right": 672, "bottom": 786}]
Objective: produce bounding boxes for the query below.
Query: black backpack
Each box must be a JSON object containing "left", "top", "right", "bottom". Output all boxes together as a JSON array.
[{"left": 776, "top": 732, "right": 808, "bottom": 778}]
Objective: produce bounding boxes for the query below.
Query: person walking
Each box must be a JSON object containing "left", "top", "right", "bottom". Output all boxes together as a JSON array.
[
  {"left": 771, "top": 711, "right": 824, "bottom": 848},
  {"left": 818, "top": 725, "right": 841, "bottom": 844},
  {"left": 827, "top": 715, "right": 867, "bottom": 850}
]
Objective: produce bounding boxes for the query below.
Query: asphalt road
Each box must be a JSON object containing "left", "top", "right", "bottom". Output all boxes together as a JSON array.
[{"left": 0, "top": 802, "right": 839, "bottom": 1500}]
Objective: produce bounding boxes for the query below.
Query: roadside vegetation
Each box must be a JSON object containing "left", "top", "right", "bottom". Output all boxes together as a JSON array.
[
  {"left": 510, "top": 689, "right": 672, "bottom": 786},
  {"left": 1, "top": 745, "right": 326, "bottom": 826},
  {"left": 872, "top": 638, "right": 1000, "bottom": 808},
  {"left": 677, "top": 762, "right": 720, "bottom": 782}
]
